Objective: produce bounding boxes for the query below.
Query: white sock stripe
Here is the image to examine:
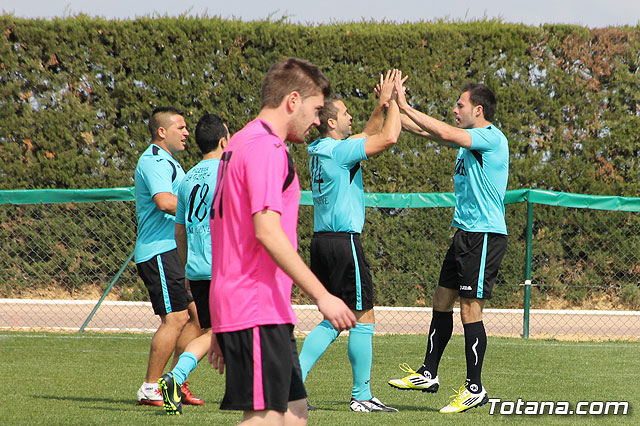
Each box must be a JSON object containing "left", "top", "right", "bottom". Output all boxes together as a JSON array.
[{"left": 428, "top": 329, "right": 436, "bottom": 353}]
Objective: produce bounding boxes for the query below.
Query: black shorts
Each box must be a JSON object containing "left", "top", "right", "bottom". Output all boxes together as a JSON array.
[
  {"left": 438, "top": 229, "right": 508, "bottom": 300},
  {"left": 136, "top": 249, "right": 192, "bottom": 315},
  {"left": 310, "top": 232, "right": 374, "bottom": 311},
  {"left": 189, "top": 279, "right": 211, "bottom": 329},
  {"left": 217, "top": 324, "right": 306, "bottom": 412}
]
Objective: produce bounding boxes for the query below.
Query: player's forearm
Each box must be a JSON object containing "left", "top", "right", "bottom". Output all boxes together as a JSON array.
[
  {"left": 253, "top": 210, "right": 329, "bottom": 303},
  {"left": 174, "top": 224, "right": 188, "bottom": 268},
  {"left": 401, "top": 114, "right": 432, "bottom": 137},
  {"left": 364, "top": 100, "right": 401, "bottom": 157},
  {"left": 153, "top": 192, "right": 178, "bottom": 215},
  {"left": 361, "top": 102, "right": 386, "bottom": 136},
  {"left": 382, "top": 99, "right": 401, "bottom": 143},
  {"left": 400, "top": 104, "right": 467, "bottom": 148}
]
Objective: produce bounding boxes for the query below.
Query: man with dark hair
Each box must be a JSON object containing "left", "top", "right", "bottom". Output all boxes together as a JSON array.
[
  {"left": 135, "top": 107, "right": 203, "bottom": 407},
  {"left": 158, "top": 114, "right": 230, "bottom": 415},
  {"left": 298, "top": 70, "right": 403, "bottom": 413},
  {"left": 388, "top": 82, "right": 509, "bottom": 414},
  {"left": 208, "top": 57, "right": 356, "bottom": 425}
]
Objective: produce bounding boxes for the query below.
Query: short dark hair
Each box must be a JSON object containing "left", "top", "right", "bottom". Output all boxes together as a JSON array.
[
  {"left": 261, "top": 58, "right": 331, "bottom": 109},
  {"left": 195, "top": 114, "right": 227, "bottom": 154},
  {"left": 317, "top": 94, "right": 343, "bottom": 137},
  {"left": 461, "top": 83, "right": 497, "bottom": 122},
  {"left": 149, "top": 106, "right": 184, "bottom": 140}
]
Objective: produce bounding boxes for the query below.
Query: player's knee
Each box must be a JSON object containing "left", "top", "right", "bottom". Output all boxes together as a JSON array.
[
  {"left": 433, "top": 288, "right": 457, "bottom": 311},
  {"left": 287, "top": 399, "right": 308, "bottom": 425},
  {"left": 459, "top": 298, "right": 483, "bottom": 323},
  {"left": 164, "top": 309, "right": 189, "bottom": 328}
]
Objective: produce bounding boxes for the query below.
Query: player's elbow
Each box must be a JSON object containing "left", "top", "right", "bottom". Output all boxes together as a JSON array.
[
  {"left": 254, "top": 224, "right": 276, "bottom": 249},
  {"left": 383, "top": 131, "right": 400, "bottom": 148}
]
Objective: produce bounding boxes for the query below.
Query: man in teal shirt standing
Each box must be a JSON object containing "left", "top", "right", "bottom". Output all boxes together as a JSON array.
[
  {"left": 299, "top": 70, "right": 403, "bottom": 412},
  {"left": 388, "top": 82, "right": 509, "bottom": 414},
  {"left": 134, "top": 106, "right": 203, "bottom": 407}
]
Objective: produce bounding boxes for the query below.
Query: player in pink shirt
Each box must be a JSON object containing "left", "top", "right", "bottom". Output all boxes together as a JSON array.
[{"left": 208, "top": 58, "right": 356, "bottom": 425}]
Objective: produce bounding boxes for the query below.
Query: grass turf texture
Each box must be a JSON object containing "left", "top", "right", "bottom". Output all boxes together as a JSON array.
[{"left": 0, "top": 333, "right": 637, "bottom": 425}]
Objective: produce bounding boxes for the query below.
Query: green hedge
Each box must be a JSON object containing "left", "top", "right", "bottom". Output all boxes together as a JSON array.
[
  {"left": 1, "top": 17, "right": 639, "bottom": 194},
  {"left": 1, "top": 17, "right": 639, "bottom": 308}
]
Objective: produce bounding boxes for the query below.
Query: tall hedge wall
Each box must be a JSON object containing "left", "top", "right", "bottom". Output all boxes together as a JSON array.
[
  {"left": 1, "top": 17, "right": 639, "bottom": 308},
  {"left": 1, "top": 17, "right": 639, "bottom": 194}
]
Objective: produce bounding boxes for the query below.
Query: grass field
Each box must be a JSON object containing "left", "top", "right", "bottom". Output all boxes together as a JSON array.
[{"left": 0, "top": 332, "right": 637, "bottom": 425}]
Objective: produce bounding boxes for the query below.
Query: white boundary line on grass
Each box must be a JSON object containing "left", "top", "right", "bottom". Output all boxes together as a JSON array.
[
  {"left": 1, "top": 299, "right": 639, "bottom": 316},
  {"left": 1, "top": 333, "right": 638, "bottom": 348}
]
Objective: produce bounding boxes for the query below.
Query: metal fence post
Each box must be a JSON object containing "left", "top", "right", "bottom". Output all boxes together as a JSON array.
[
  {"left": 78, "top": 249, "right": 135, "bottom": 333},
  {"left": 523, "top": 200, "right": 534, "bottom": 338}
]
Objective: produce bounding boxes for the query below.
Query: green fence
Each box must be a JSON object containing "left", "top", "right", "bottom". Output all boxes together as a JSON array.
[{"left": 1, "top": 188, "right": 638, "bottom": 340}]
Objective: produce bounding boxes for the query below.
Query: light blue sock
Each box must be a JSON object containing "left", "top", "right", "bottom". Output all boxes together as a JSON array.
[
  {"left": 171, "top": 352, "right": 199, "bottom": 385},
  {"left": 348, "top": 322, "right": 374, "bottom": 401},
  {"left": 299, "top": 320, "right": 340, "bottom": 382}
]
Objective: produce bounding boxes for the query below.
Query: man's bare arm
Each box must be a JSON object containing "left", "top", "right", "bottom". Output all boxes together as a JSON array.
[
  {"left": 153, "top": 192, "right": 178, "bottom": 215},
  {"left": 394, "top": 79, "right": 471, "bottom": 148},
  {"left": 253, "top": 209, "right": 356, "bottom": 331}
]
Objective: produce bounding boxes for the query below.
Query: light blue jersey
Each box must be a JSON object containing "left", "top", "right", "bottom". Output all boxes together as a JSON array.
[
  {"left": 452, "top": 125, "right": 509, "bottom": 235},
  {"left": 134, "top": 144, "right": 185, "bottom": 263},
  {"left": 308, "top": 137, "right": 368, "bottom": 233},
  {"left": 175, "top": 158, "right": 220, "bottom": 280}
]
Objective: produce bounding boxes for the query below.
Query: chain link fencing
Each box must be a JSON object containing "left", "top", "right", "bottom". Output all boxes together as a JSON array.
[{"left": 0, "top": 188, "right": 638, "bottom": 340}]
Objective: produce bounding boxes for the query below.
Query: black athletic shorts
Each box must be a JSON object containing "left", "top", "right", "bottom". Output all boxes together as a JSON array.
[
  {"left": 310, "top": 232, "right": 374, "bottom": 311},
  {"left": 189, "top": 279, "right": 211, "bottom": 329},
  {"left": 438, "top": 229, "right": 508, "bottom": 299},
  {"left": 217, "top": 324, "right": 306, "bottom": 412},
  {"left": 136, "top": 249, "right": 192, "bottom": 315}
]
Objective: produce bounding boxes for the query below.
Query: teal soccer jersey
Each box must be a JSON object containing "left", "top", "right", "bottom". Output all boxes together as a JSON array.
[
  {"left": 175, "top": 158, "right": 220, "bottom": 280},
  {"left": 308, "top": 137, "right": 368, "bottom": 233},
  {"left": 452, "top": 125, "right": 509, "bottom": 235},
  {"left": 134, "top": 144, "right": 185, "bottom": 263}
]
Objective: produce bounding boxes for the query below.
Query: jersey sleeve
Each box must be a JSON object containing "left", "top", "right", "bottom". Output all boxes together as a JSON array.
[
  {"left": 140, "top": 157, "right": 177, "bottom": 197},
  {"left": 175, "top": 178, "right": 188, "bottom": 225},
  {"left": 467, "top": 128, "right": 495, "bottom": 152},
  {"left": 331, "top": 137, "right": 367, "bottom": 167},
  {"left": 244, "top": 138, "right": 289, "bottom": 215}
]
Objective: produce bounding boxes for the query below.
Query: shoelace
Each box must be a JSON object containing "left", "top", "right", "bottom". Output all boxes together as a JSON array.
[
  {"left": 447, "top": 384, "right": 468, "bottom": 403},
  {"left": 181, "top": 382, "right": 194, "bottom": 398},
  {"left": 398, "top": 362, "right": 417, "bottom": 374}
]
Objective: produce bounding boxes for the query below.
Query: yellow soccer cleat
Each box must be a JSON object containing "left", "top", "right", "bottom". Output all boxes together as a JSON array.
[
  {"left": 388, "top": 363, "right": 439, "bottom": 393},
  {"left": 439, "top": 382, "right": 488, "bottom": 414}
]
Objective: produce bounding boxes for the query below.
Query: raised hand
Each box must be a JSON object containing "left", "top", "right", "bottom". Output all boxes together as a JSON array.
[
  {"left": 393, "top": 71, "right": 409, "bottom": 109},
  {"left": 208, "top": 333, "right": 225, "bottom": 374},
  {"left": 316, "top": 293, "right": 356, "bottom": 331},
  {"left": 377, "top": 69, "right": 398, "bottom": 107}
]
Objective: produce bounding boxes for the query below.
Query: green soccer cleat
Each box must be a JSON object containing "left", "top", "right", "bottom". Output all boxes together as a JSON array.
[
  {"left": 388, "top": 363, "right": 439, "bottom": 393},
  {"left": 439, "top": 382, "right": 488, "bottom": 414},
  {"left": 158, "top": 373, "right": 183, "bottom": 415}
]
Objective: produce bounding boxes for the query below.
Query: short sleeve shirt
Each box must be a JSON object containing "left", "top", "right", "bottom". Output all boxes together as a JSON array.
[
  {"left": 175, "top": 158, "right": 220, "bottom": 280},
  {"left": 452, "top": 125, "right": 509, "bottom": 235},
  {"left": 307, "top": 137, "right": 368, "bottom": 233},
  {"left": 209, "top": 119, "right": 300, "bottom": 333},
  {"left": 134, "top": 144, "right": 185, "bottom": 263}
]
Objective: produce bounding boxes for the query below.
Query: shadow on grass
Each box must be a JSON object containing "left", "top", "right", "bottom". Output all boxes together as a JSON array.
[
  {"left": 307, "top": 399, "right": 440, "bottom": 413},
  {"left": 35, "top": 394, "right": 134, "bottom": 405},
  {"left": 34, "top": 394, "right": 224, "bottom": 416},
  {"left": 33, "top": 394, "right": 168, "bottom": 414}
]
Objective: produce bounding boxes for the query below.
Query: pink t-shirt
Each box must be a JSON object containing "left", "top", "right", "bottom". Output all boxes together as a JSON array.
[{"left": 209, "top": 119, "right": 300, "bottom": 333}]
